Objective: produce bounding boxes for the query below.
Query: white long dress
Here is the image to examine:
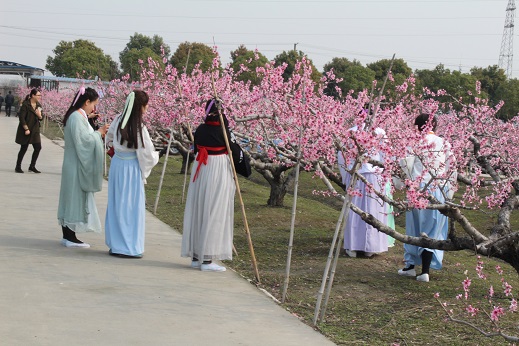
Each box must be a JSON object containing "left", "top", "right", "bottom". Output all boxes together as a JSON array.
[
  {"left": 181, "top": 123, "right": 236, "bottom": 261},
  {"left": 338, "top": 126, "right": 388, "bottom": 254},
  {"left": 104, "top": 116, "right": 159, "bottom": 256}
]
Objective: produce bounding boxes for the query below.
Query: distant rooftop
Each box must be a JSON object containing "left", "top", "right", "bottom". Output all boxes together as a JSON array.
[{"left": 0, "top": 61, "right": 44, "bottom": 77}]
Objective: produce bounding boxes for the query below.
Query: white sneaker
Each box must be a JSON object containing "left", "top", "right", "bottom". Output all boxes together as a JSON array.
[
  {"left": 191, "top": 260, "right": 201, "bottom": 268},
  {"left": 416, "top": 273, "right": 430, "bottom": 282},
  {"left": 398, "top": 268, "right": 416, "bottom": 277},
  {"left": 345, "top": 250, "right": 357, "bottom": 258},
  {"left": 62, "top": 239, "right": 90, "bottom": 248},
  {"left": 200, "top": 262, "right": 226, "bottom": 272}
]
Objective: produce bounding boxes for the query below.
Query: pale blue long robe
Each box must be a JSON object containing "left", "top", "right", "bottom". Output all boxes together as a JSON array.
[
  {"left": 402, "top": 133, "right": 453, "bottom": 270},
  {"left": 57, "top": 110, "right": 104, "bottom": 233},
  {"left": 104, "top": 115, "right": 159, "bottom": 256}
]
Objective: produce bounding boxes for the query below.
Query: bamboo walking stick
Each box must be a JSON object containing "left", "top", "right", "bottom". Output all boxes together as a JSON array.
[{"left": 210, "top": 74, "right": 260, "bottom": 283}]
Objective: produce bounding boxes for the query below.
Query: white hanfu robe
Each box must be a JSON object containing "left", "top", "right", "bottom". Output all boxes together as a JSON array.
[
  {"left": 58, "top": 110, "right": 104, "bottom": 233},
  {"left": 104, "top": 115, "right": 159, "bottom": 256},
  {"left": 338, "top": 126, "right": 388, "bottom": 254}
]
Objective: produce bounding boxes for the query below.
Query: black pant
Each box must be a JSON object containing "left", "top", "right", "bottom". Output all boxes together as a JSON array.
[
  {"left": 17, "top": 143, "right": 42, "bottom": 168},
  {"left": 5, "top": 104, "right": 12, "bottom": 116}
]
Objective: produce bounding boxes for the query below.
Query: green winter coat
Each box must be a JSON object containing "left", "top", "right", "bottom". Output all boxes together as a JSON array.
[{"left": 15, "top": 100, "right": 42, "bottom": 145}]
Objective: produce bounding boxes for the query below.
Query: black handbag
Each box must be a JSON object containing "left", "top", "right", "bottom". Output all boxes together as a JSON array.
[{"left": 229, "top": 131, "right": 252, "bottom": 178}]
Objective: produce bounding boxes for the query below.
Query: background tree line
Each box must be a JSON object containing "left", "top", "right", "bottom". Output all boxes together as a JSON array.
[{"left": 46, "top": 33, "right": 519, "bottom": 120}]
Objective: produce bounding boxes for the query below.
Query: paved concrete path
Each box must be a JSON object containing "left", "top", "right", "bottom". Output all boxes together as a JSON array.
[{"left": 0, "top": 113, "right": 335, "bottom": 345}]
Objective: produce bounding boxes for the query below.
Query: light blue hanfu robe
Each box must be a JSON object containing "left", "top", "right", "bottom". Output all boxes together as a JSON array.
[
  {"left": 57, "top": 110, "right": 104, "bottom": 233},
  {"left": 401, "top": 132, "right": 453, "bottom": 270},
  {"left": 104, "top": 115, "right": 159, "bottom": 256},
  {"left": 404, "top": 187, "right": 448, "bottom": 269}
]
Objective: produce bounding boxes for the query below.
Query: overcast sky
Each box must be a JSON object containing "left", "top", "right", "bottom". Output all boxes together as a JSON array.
[{"left": 1, "top": 0, "right": 516, "bottom": 77}]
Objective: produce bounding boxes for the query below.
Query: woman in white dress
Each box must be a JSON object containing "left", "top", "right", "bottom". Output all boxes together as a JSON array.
[
  {"left": 105, "top": 90, "right": 159, "bottom": 258},
  {"left": 181, "top": 99, "right": 236, "bottom": 272}
]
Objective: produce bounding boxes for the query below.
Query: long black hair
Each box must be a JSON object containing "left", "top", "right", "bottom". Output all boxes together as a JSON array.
[
  {"left": 117, "top": 90, "right": 148, "bottom": 149},
  {"left": 63, "top": 87, "right": 99, "bottom": 126}
]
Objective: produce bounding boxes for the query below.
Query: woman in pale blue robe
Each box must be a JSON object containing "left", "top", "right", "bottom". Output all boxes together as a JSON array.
[
  {"left": 397, "top": 114, "right": 454, "bottom": 282},
  {"left": 57, "top": 87, "right": 109, "bottom": 248},
  {"left": 104, "top": 91, "right": 159, "bottom": 258}
]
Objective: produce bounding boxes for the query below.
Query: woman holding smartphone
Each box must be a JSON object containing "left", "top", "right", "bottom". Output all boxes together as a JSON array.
[
  {"left": 57, "top": 87, "right": 109, "bottom": 248},
  {"left": 15, "top": 88, "right": 43, "bottom": 173}
]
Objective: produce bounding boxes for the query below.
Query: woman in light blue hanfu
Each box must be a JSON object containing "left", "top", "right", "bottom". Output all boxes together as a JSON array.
[
  {"left": 397, "top": 113, "right": 455, "bottom": 282},
  {"left": 104, "top": 90, "right": 159, "bottom": 258},
  {"left": 58, "top": 87, "right": 109, "bottom": 248}
]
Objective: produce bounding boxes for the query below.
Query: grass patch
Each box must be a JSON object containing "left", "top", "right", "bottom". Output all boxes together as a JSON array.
[{"left": 43, "top": 124, "right": 518, "bottom": 345}]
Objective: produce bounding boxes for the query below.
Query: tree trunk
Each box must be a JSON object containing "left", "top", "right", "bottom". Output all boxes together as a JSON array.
[
  {"left": 265, "top": 167, "right": 297, "bottom": 207},
  {"left": 180, "top": 151, "right": 194, "bottom": 174},
  {"left": 268, "top": 181, "right": 288, "bottom": 206}
]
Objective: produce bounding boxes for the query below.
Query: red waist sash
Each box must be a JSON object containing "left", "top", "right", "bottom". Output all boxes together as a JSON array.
[{"left": 193, "top": 145, "right": 227, "bottom": 182}]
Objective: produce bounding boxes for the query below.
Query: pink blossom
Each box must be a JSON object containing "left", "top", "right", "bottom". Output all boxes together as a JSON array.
[
  {"left": 502, "top": 282, "right": 513, "bottom": 297},
  {"left": 465, "top": 305, "right": 479, "bottom": 317},
  {"left": 490, "top": 306, "right": 505, "bottom": 321}
]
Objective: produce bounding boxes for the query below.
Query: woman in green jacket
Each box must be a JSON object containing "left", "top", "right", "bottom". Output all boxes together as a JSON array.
[{"left": 15, "top": 89, "right": 43, "bottom": 173}]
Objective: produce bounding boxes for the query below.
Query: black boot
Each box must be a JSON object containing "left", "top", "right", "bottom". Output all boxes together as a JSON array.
[
  {"left": 15, "top": 166, "right": 23, "bottom": 173},
  {"left": 28, "top": 166, "right": 41, "bottom": 173}
]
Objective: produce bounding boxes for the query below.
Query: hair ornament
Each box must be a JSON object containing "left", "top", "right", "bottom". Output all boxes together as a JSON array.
[
  {"left": 205, "top": 99, "right": 216, "bottom": 116},
  {"left": 73, "top": 86, "right": 86, "bottom": 106},
  {"left": 120, "top": 92, "right": 135, "bottom": 129}
]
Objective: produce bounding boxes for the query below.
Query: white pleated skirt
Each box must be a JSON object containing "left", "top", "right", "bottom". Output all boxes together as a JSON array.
[
  {"left": 105, "top": 151, "right": 146, "bottom": 256},
  {"left": 181, "top": 154, "right": 236, "bottom": 261}
]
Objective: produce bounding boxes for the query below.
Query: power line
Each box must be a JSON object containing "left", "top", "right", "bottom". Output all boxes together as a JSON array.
[{"left": 0, "top": 10, "right": 506, "bottom": 21}]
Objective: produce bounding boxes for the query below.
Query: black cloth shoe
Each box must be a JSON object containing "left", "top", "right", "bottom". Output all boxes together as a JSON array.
[
  {"left": 15, "top": 166, "right": 24, "bottom": 173},
  {"left": 28, "top": 166, "right": 41, "bottom": 173}
]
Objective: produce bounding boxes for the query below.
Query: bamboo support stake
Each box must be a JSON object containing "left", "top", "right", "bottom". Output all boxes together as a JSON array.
[
  {"left": 181, "top": 151, "right": 190, "bottom": 204},
  {"left": 153, "top": 127, "right": 175, "bottom": 215},
  {"left": 314, "top": 55, "right": 396, "bottom": 324},
  {"left": 320, "top": 220, "right": 345, "bottom": 321},
  {"left": 281, "top": 147, "right": 301, "bottom": 303},
  {"left": 282, "top": 86, "right": 306, "bottom": 303},
  {"left": 153, "top": 49, "right": 192, "bottom": 213},
  {"left": 313, "top": 193, "right": 350, "bottom": 325},
  {"left": 210, "top": 74, "right": 260, "bottom": 283}
]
